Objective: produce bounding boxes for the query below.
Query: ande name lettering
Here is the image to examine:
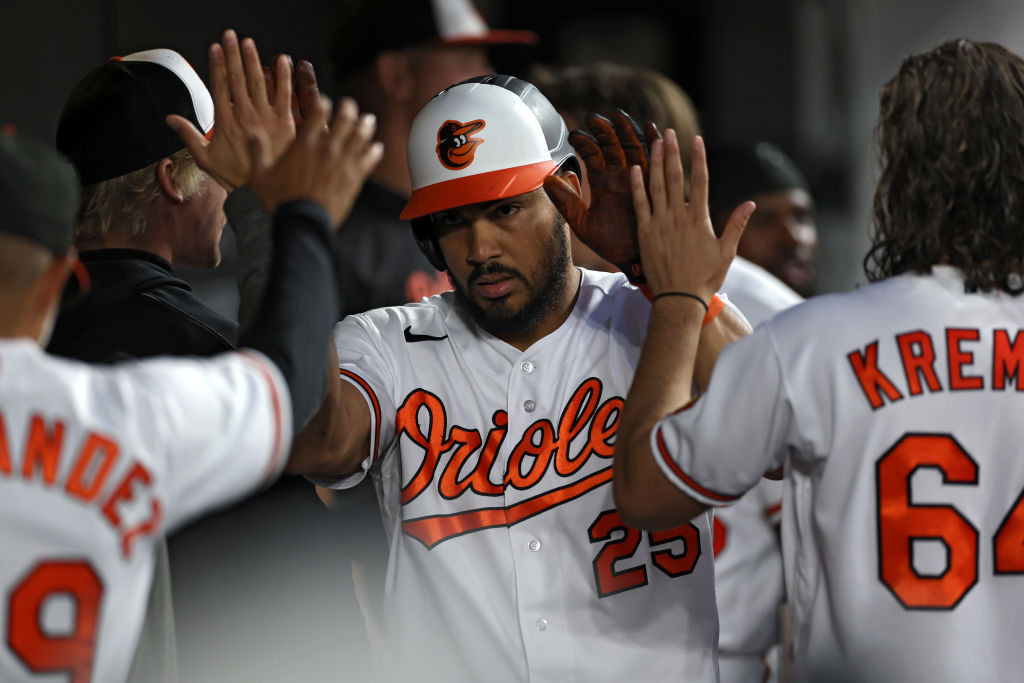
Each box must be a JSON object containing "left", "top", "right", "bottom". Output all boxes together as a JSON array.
[
  {"left": 0, "top": 412, "right": 161, "bottom": 558},
  {"left": 847, "top": 327, "right": 1024, "bottom": 410},
  {"left": 397, "top": 377, "right": 623, "bottom": 504}
]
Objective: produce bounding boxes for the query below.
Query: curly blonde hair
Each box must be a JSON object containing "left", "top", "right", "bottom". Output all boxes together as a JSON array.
[{"left": 75, "top": 148, "right": 206, "bottom": 244}]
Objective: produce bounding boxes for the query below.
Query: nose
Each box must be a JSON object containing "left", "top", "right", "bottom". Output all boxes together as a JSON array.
[
  {"left": 465, "top": 218, "right": 503, "bottom": 265},
  {"left": 778, "top": 216, "right": 816, "bottom": 252}
]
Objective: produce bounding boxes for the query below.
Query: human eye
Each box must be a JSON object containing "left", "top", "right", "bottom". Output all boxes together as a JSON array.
[
  {"left": 493, "top": 203, "right": 520, "bottom": 219},
  {"left": 435, "top": 212, "right": 463, "bottom": 227}
]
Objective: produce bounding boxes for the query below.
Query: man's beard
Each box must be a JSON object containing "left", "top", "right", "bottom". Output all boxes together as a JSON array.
[{"left": 449, "top": 217, "right": 571, "bottom": 339}]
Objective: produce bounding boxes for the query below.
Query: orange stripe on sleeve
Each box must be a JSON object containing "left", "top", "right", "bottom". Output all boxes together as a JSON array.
[
  {"left": 339, "top": 368, "right": 382, "bottom": 464},
  {"left": 239, "top": 352, "right": 287, "bottom": 485},
  {"left": 655, "top": 427, "right": 740, "bottom": 503}
]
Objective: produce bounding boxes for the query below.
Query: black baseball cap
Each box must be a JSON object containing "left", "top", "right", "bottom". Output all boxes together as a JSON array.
[
  {"left": 57, "top": 48, "right": 214, "bottom": 186},
  {"left": 707, "top": 142, "right": 810, "bottom": 217},
  {"left": 0, "top": 133, "right": 79, "bottom": 254},
  {"left": 332, "top": 0, "right": 538, "bottom": 73}
]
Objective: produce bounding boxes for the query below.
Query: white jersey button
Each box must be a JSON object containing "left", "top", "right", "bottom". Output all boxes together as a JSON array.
[
  {"left": 535, "top": 618, "right": 548, "bottom": 631},
  {"left": 520, "top": 361, "right": 534, "bottom": 374},
  {"left": 528, "top": 538, "right": 541, "bottom": 551},
  {"left": 523, "top": 400, "right": 536, "bottom": 412}
]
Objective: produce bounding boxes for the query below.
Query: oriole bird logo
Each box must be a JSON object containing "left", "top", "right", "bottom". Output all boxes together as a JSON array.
[{"left": 436, "top": 119, "right": 485, "bottom": 170}]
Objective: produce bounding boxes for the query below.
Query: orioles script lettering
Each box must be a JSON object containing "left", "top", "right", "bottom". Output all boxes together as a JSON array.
[{"left": 396, "top": 378, "right": 623, "bottom": 548}]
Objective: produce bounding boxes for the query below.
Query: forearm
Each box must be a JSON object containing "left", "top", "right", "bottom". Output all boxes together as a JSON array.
[
  {"left": 693, "top": 304, "right": 751, "bottom": 390},
  {"left": 238, "top": 200, "right": 338, "bottom": 434},
  {"left": 614, "top": 297, "right": 707, "bottom": 526},
  {"left": 225, "top": 185, "right": 273, "bottom": 335},
  {"left": 285, "top": 342, "right": 369, "bottom": 477}
]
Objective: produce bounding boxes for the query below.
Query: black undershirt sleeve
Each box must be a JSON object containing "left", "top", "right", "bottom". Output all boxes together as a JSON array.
[{"left": 237, "top": 199, "right": 337, "bottom": 434}]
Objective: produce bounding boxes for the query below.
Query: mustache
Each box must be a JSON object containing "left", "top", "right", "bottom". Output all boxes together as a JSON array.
[{"left": 468, "top": 262, "right": 526, "bottom": 286}]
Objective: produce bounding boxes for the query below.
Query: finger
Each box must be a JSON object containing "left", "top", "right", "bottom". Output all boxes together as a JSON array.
[
  {"left": 294, "top": 60, "right": 320, "bottom": 125},
  {"left": 568, "top": 129, "right": 604, "bottom": 173},
  {"left": 664, "top": 129, "right": 687, "bottom": 211},
  {"left": 611, "top": 109, "right": 648, "bottom": 174},
  {"left": 586, "top": 113, "right": 627, "bottom": 170},
  {"left": 647, "top": 137, "right": 667, "bottom": 214},
  {"left": 345, "top": 112, "right": 377, "bottom": 156},
  {"left": 272, "top": 54, "right": 294, "bottom": 120},
  {"left": 222, "top": 30, "right": 255, "bottom": 114},
  {"left": 630, "top": 165, "right": 651, "bottom": 231},
  {"left": 208, "top": 43, "right": 231, "bottom": 115},
  {"left": 262, "top": 65, "right": 276, "bottom": 103},
  {"left": 328, "top": 97, "right": 359, "bottom": 150},
  {"left": 542, "top": 174, "right": 589, "bottom": 231},
  {"left": 166, "top": 114, "right": 209, "bottom": 158},
  {"left": 241, "top": 37, "right": 269, "bottom": 108},
  {"left": 298, "top": 94, "right": 332, "bottom": 145},
  {"left": 358, "top": 141, "right": 385, "bottom": 176},
  {"left": 721, "top": 200, "right": 756, "bottom": 256},
  {"left": 688, "top": 134, "right": 709, "bottom": 219}
]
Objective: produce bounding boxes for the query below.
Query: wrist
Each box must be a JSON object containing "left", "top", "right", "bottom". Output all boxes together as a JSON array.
[{"left": 650, "top": 291, "right": 724, "bottom": 328}]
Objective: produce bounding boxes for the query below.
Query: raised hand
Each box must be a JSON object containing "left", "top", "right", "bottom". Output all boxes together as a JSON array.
[
  {"left": 631, "top": 130, "right": 754, "bottom": 301},
  {"left": 167, "top": 29, "right": 298, "bottom": 191},
  {"left": 544, "top": 109, "right": 660, "bottom": 282},
  {"left": 249, "top": 95, "right": 383, "bottom": 228}
]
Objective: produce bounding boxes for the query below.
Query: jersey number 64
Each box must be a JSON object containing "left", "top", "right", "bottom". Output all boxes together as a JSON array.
[{"left": 876, "top": 432, "right": 1024, "bottom": 609}]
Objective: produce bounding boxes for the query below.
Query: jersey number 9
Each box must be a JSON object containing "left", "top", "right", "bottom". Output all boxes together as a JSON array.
[{"left": 6, "top": 560, "right": 102, "bottom": 683}]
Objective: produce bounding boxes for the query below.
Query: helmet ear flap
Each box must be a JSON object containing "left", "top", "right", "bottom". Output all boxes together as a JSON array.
[{"left": 411, "top": 216, "right": 447, "bottom": 271}]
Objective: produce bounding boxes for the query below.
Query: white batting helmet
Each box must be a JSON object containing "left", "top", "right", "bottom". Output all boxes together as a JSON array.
[{"left": 400, "top": 75, "right": 578, "bottom": 270}]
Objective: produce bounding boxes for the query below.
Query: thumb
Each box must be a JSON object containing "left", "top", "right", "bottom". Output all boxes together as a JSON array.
[
  {"left": 543, "top": 174, "right": 588, "bottom": 231},
  {"left": 166, "top": 114, "right": 208, "bottom": 157},
  {"left": 721, "top": 200, "right": 755, "bottom": 257}
]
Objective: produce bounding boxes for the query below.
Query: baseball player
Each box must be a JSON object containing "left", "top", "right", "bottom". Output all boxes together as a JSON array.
[
  {"left": 288, "top": 76, "right": 750, "bottom": 682},
  {"left": 0, "top": 82, "right": 381, "bottom": 682},
  {"left": 533, "top": 63, "right": 795, "bottom": 681},
  {"left": 614, "top": 39, "right": 1024, "bottom": 681}
]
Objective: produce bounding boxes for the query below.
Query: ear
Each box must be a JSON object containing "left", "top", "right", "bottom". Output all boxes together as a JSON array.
[
  {"left": 155, "top": 157, "right": 185, "bottom": 204},
  {"left": 373, "top": 50, "right": 414, "bottom": 102},
  {"left": 558, "top": 169, "right": 583, "bottom": 197}
]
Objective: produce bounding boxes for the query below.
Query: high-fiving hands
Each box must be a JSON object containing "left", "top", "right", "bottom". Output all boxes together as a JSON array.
[
  {"left": 248, "top": 95, "right": 382, "bottom": 228},
  {"left": 167, "top": 29, "right": 382, "bottom": 228},
  {"left": 166, "top": 29, "right": 322, "bottom": 191}
]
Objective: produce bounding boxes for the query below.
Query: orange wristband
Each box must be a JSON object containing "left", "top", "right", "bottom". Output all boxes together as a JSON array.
[{"left": 701, "top": 294, "right": 724, "bottom": 327}]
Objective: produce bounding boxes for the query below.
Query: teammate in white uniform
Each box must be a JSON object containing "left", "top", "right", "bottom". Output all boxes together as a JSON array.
[
  {"left": 291, "top": 76, "right": 751, "bottom": 682},
  {"left": 614, "top": 39, "right": 1024, "bottom": 682},
  {"left": 0, "top": 63, "right": 382, "bottom": 682}
]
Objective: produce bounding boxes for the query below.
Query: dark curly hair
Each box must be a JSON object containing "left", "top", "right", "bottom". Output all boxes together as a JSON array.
[{"left": 865, "top": 39, "right": 1024, "bottom": 293}]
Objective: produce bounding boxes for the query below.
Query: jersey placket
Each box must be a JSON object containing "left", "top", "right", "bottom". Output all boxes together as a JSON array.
[{"left": 503, "top": 353, "right": 574, "bottom": 680}]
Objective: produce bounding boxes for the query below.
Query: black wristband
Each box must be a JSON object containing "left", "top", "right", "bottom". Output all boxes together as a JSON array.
[{"left": 651, "top": 291, "right": 709, "bottom": 313}]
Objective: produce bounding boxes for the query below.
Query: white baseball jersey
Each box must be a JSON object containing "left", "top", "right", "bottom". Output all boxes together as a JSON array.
[
  {"left": 323, "top": 268, "right": 719, "bottom": 683},
  {"left": 716, "top": 256, "right": 799, "bottom": 683},
  {"left": 0, "top": 340, "right": 290, "bottom": 683},
  {"left": 653, "top": 266, "right": 1024, "bottom": 681}
]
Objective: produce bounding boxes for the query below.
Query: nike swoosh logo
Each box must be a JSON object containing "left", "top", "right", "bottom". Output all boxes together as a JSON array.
[{"left": 404, "top": 326, "right": 449, "bottom": 343}]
